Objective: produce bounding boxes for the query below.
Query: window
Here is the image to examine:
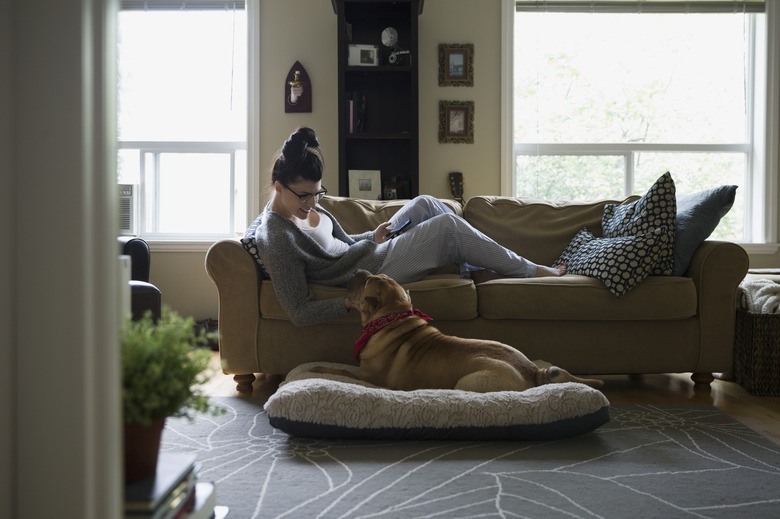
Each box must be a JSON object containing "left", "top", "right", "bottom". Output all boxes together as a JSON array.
[
  {"left": 117, "top": 2, "right": 247, "bottom": 240},
  {"left": 511, "top": 0, "right": 777, "bottom": 244}
]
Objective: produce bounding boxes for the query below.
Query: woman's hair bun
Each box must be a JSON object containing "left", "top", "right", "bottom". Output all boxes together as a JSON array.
[{"left": 282, "top": 127, "right": 320, "bottom": 163}]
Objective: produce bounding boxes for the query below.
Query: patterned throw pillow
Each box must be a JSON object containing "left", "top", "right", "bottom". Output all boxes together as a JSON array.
[
  {"left": 240, "top": 214, "right": 270, "bottom": 279},
  {"left": 602, "top": 172, "right": 676, "bottom": 276},
  {"left": 554, "top": 227, "right": 668, "bottom": 298}
]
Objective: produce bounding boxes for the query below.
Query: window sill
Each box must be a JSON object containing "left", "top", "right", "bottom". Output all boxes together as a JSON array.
[{"left": 142, "top": 237, "right": 239, "bottom": 253}]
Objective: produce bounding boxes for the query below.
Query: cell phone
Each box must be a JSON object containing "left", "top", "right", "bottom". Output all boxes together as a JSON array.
[{"left": 386, "top": 217, "right": 411, "bottom": 240}]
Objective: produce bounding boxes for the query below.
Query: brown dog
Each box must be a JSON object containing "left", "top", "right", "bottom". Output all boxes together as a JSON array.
[{"left": 318, "top": 270, "right": 604, "bottom": 393}]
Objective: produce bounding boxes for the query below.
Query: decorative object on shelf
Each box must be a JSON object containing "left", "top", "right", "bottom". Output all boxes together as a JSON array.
[
  {"left": 122, "top": 306, "right": 223, "bottom": 483},
  {"left": 439, "top": 43, "right": 474, "bottom": 87},
  {"left": 348, "top": 44, "right": 379, "bottom": 66},
  {"left": 348, "top": 169, "right": 382, "bottom": 199},
  {"left": 439, "top": 100, "right": 474, "bottom": 143},
  {"left": 449, "top": 171, "right": 464, "bottom": 203},
  {"left": 381, "top": 26, "right": 410, "bottom": 65},
  {"left": 284, "top": 61, "right": 312, "bottom": 113}
]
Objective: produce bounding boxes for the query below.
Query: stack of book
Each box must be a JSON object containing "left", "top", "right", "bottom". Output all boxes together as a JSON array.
[{"left": 125, "top": 452, "right": 226, "bottom": 519}]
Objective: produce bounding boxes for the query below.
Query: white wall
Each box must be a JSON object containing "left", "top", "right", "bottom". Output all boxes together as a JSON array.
[{"left": 3, "top": 0, "right": 123, "bottom": 517}]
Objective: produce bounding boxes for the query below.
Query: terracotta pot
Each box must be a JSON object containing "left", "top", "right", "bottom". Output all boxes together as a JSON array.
[{"left": 124, "top": 417, "right": 166, "bottom": 483}]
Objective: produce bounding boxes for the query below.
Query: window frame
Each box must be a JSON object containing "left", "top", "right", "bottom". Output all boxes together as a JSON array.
[
  {"left": 117, "top": 0, "right": 258, "bottom": 249},
  {"left": 501, "top": 0, "right": 780, "bottom": 253}
]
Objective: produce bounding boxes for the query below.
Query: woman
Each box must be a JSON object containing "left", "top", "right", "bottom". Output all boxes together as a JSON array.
[{"left": 255, "top": 127, "right": 564, "bottom": 326}]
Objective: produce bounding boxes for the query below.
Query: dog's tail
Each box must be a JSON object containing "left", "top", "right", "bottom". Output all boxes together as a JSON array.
[{"left": 536, "top": 366, "right": 604, "bottom": 388}]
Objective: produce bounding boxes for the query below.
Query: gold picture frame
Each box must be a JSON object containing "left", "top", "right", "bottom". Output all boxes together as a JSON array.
[
  {"left": 439, "top": 100, "right": 474, "bottom": 144},
  {"left": 438, "top": 44, "right": 474, "bottom": 87}
]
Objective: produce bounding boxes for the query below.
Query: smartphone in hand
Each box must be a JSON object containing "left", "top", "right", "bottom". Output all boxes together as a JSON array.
[{"left": 386, "top": 217, "right": 411, "bottom": 240}]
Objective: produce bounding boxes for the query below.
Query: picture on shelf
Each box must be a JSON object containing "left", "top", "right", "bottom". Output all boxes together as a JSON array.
[
  {"left": 348, "top": 44, "right": 379, "bottom": 66},
  {"left": 348, "top": 169, "right": 382, "bottom": 200}
]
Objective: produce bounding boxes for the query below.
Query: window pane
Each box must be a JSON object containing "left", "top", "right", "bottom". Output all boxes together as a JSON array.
[
  {"left": 515, "top": 155, "right": 625, "bottom": 200},
  {"left": 154, "top": 153, "right": 232, "bottom": 234},
  {"left": 634, "top": 153, "right": 745, "bottom": 241},
  {"left": 515, "top": 13, "right": 748, "bottom": 144},
  {"left": 118, "top": 10, "right": 247, "bottom": 142}
]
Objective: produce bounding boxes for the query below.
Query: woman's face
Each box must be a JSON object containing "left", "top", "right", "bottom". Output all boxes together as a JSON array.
[{"left": 273, "top": 178, "right": 323, "bottom": 220}]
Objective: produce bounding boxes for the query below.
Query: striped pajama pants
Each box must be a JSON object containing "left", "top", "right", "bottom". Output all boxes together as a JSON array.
[{"left": 377, "top": 195, "right": 539, "bottom": 284}]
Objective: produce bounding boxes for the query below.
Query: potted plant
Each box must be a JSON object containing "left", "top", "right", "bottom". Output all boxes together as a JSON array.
[{"left": 122, "top": 306, "right": 222, "bottom": 482}]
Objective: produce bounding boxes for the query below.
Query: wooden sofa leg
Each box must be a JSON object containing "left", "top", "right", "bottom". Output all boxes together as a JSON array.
[
  {"left": 234, "top": 373, "right": 256, "bottom": 393},
  {"left": 691, "top": 372, "right": 714, "bottom": 388}
]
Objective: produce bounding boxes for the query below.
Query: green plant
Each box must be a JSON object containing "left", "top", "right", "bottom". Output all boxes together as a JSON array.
[{"left": 122, "top": 306, "right": 223, "bottom": 426}]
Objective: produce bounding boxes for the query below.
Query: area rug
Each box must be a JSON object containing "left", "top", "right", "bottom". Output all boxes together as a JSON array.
[{"left": 160, "top": 398, "right": 780, "bottom": 519}]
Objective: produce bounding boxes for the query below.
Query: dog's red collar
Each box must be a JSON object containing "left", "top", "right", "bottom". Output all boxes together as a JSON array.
[{"left": 354, "top": 309, "right": 432, "bottom": 360}]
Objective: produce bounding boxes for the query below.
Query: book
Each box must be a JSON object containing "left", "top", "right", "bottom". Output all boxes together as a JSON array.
[
  {"left": 185, "top": 482, "right": 219, "bottom": 519},
  {"left": 125, "top": 452, "right": 198, "bottom": 517}
]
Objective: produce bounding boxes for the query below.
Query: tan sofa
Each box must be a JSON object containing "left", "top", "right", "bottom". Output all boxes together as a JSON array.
[{"left": 205, "top": 195, "right": 749, "bottom": 392}]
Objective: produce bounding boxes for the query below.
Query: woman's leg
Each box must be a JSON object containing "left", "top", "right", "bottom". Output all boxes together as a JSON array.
[
  {"left": 378, "top": 213, "right": 562, "bottom": 284},
  {"left": 388, "top": 195, "right": 454, "bottom": 229}
]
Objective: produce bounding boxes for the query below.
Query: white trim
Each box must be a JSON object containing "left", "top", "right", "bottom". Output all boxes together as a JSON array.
[
  {"left": 764, "top": 0, "right": 780, "bottom": 243},
  {"left": 514, "top": 1, "right": 765, "bottom": 13},
  {"left": 246, "top": 0, "right": 261, "bottom": 224},
  {"left": 500, "top": 0, "right": 515, "bottom": 196}
]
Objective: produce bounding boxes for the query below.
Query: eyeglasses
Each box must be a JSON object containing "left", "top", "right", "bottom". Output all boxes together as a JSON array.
[{"left": 282, "top": 183, "right": 328, "bottom": 204}]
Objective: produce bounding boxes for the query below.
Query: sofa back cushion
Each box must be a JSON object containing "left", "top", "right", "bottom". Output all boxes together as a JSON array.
[
  {"left": 319, "top": 196, "right": 462, "bottom": 235},
  {"left": 464, "top": 196, "right": 638, "bottom": 266}
]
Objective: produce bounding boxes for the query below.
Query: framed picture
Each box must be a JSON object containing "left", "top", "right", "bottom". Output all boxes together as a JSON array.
[
  {"left": 439, "top": 100, "right": 474, "bottom": 144},
  {"left": 438, "top": 44, "right": 474, "bottom": 87},
  {"left": 348, "top": 169, "right": 382, "bottom": 199},
  {"left": 348, "top": 44, "right": 379, "bottom": 66}
]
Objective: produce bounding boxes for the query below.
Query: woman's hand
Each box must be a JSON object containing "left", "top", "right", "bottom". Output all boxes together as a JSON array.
[{"left": 373, "top": 221, "right": 393, "bottom": 243}]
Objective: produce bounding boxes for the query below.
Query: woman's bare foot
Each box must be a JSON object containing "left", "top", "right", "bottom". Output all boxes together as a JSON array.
[{"left": 535, "top": 264, "right": 566, "bottom": 277}]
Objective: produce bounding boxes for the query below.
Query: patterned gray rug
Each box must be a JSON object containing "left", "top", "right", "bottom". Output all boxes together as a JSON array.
[{"left": 161, "top": 398, "right": 780, "bottom": 518}]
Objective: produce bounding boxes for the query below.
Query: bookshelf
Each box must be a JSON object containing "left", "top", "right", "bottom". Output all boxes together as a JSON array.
[{"left": 333, "top": 0, "right": 423, "bottom": 199}]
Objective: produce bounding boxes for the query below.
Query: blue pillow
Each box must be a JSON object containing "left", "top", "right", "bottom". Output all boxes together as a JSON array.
[
  {"left": 673, "top": 185, "right": 737, "bottom": 276},
  {"left": 265, "top": 363, "right": 610, "bottom": 441}
]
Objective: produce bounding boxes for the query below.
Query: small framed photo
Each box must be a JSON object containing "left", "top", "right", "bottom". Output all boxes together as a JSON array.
[
  {"left": 439, "top": 100, "right": 474, "bottom": 144},
  {"left": 438, "top": 44, "right": 474, "bottom": 87},
  {"left": 348, "top": 169, "right": 382, "bottom": 199},
  {"left": 348, "top": 44, "right": 379, "bottom": 67}
]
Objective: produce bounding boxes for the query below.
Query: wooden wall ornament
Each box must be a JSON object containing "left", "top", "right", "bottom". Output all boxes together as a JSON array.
[{"left": 285, "top": 61, "right": 312, "bottom": 113}]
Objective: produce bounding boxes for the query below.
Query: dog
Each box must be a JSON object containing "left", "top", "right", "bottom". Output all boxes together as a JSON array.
[{"left": 314, "top": 270, "right": 604, "bottom": 393}]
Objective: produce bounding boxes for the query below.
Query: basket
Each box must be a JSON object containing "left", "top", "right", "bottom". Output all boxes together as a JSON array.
[{"left": 733, "top": 308, "right": 780, "bottom": 396}]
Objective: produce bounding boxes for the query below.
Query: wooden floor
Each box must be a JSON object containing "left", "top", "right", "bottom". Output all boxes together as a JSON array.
[{"left": 201, "top": 352, "right": 780, "bottom": 446}]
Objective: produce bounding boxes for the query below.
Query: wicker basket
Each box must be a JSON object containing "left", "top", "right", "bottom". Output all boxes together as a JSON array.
[{"left": 733, "top": 308, "right": 780, "bottom": 396}]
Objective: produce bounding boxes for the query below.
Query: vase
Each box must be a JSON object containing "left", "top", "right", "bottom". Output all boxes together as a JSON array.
[{"left": 124, "top": 417, "right": 166, "bottom": 483}]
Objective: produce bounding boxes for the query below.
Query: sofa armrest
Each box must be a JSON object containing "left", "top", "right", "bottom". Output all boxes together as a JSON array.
[
  {"left": 685, "top": 240, "right": 749, "bottom": 372},
  {"left": 205, "top": 239, "right": 262, "bottom": 375}
]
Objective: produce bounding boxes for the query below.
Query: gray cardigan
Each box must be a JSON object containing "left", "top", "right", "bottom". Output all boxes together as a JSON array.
[{"left": 255, "top": 205, "right": 387, "bottom": 326}]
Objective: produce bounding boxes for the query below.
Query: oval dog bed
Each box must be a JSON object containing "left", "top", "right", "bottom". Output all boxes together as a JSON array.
[{"left": 264, "top": 362, "right": 610, "bottom": 441}]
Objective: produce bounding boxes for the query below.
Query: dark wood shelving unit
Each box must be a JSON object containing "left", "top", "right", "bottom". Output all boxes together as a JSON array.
[{"left": 333, "top": 0, "right": 422, "bottom": 199}]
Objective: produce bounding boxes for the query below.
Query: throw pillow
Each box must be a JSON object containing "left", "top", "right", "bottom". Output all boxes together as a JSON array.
[
  {"left": 241, "top": 214, "right": 270, "bottom": 279},
  {"left": 673, "top": 185, "right": 738, "bottom": 276},
  {"left": 265, "top": 362, "right": 610, "bottom": 441},
  {"left": 554, "top": 227, "right": 667, "bottom": 298},
  {"left": 602, "top": 171, "right": 676, "bottom": 276}
]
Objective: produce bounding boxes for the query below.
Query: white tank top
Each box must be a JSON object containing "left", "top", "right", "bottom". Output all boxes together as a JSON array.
[{"left": 301, "top": 214, "right": 349, "bottom": 256}]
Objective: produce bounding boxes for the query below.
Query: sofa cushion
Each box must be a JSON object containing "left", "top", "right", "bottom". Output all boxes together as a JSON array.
[
  {"left": 554, "top": 227, "right": 668, "bottom": 298},
  {"left": 602, "top": 172, "right": 676, "bottom": 276},
  {"left": 260, "top": 276, "right": 478, "bottom": 322},
  {"left": 463, "top": 195, "right": 638, "bottom": 266},
  {"left": 673, "top": 185, "right": 738, "bottom": 276},
  {"left": 265, "top": 362, "right": 610, "bottom": 441},
  {"left": 476, "top": 274, "right": 696, "bottom": 321},
  {"left": 319, "top": 196, "right": 462, "bottom": 235}
]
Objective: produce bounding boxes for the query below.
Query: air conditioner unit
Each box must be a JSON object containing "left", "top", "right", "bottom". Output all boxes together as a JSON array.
[{"left": 118, "top": 184, "right": 138, "bottom": 236}]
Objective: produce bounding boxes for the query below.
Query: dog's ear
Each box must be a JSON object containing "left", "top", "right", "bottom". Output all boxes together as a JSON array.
[{"left": 364, "top": 295, "right": 380, "bottom": 310}]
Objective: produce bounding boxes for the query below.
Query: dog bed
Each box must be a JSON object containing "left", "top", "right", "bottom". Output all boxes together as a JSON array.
[{"left": 264, "top": 362, "right": 610, "bottom": 441}]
